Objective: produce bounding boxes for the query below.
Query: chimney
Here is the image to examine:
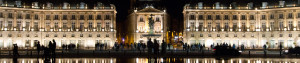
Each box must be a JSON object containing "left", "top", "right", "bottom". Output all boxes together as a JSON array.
[
  {"left": 198, "top": 2, "right": 203, "bottom": 9},
  {"left": 248, "top": 2, "right": 253, "bottom": 9},
  {"left": 46, "top": 2, "right": 52, "bottom": 9},
  {"left": 63, "top": 2, "right": 69, "bottom": 9},
  {"left": 32, "top": 2, "right": 39, "bottom": 8},
  {"left": 279, "top": 1, "right": 285, "bottom": 7},
  {"left": 80, "top": 2, "right": 85, "bottom": 9},
  {"left": 262, "top": 2, "right": 268, "bottom": 9},
  {"left": 15, "top": 1, "right": 21, "bottom": 7},
  {"left": 215, "top": 2, "right": 220, "bottom": 9}
]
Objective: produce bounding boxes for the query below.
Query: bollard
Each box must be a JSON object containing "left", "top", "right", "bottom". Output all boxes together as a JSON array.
[
  {"left": 77, "top": 50, "right": 79, "bottom": 55},
  {"left": 264, "top": 50, "right": 266, "bottom": 56},
  {"left": 109, "top": 51, "right": 110, "bottom": 55},
  {"left": 280, "top": 50, "right": 282, "bottom": 56},
  {"left": 248, "top": 51, "right": 250, "bottom": 56},
  {"left": 123, "top": 51, "right": 125, "bottom": 55},
  {"left": 202, "top": 50, "right": 204, "bottom": 56},
  {"left": 93, "top": 51, "right": 95, "bottom": 55}
]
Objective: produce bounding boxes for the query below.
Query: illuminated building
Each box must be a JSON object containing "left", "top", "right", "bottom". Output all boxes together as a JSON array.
[
  {"left": 0, "top": 1, "right": 116, "bottom": 49},
  {"left": 183, "top": 1, "right": 300, "bottom": 49},
  {"left": 129, "top": 5, "right": 168, "bottom": 43}
]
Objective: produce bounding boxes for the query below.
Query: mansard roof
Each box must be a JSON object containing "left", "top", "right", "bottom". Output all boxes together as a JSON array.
[{"left": 138, "top": 6, "right": 163, "bottom": 12}]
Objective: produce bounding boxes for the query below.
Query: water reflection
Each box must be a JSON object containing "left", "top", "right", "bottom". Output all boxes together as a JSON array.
[
  {"left": 0, "top": 58, "right": 299, "bottom": 63},
  {"left": 0, "top": 58, "right": 116, "bottom": 63}
]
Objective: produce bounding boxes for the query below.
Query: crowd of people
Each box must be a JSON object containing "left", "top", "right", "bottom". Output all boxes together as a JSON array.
[
  {"left": 113, "top": 38, "right": 168, "bottom": 54},
  {"left": 62, "top": 43, "right": 76, "bottom": 50},
  {"left": 95, "top": 42, "right": 108, "bottom": 50}
]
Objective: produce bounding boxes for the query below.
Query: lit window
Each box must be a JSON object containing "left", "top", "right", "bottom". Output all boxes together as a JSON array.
[
  {"left": 105, "top": 15, "right": 110, "bottom": 20},
  {"left": 191, "top": 34, "right": 194, "bottom": 37},
  {"left": 198, "top": 15, "right": 203, "bottom": 20},
  {"left": 200, "top": 34, "right": 203, "bottom": 37},
  {"left": 279, "top": 14, "right": 283, "bottom": 19},
  {"left": 72, "top": 34, "right": 75, "bottom": 37},
  {"left": 17, "top": 34, "right": 21, "bottom": 37},
  {"left": 35, "top": 34, "right": 38, "bottom": 37},
  {"left": 262, "top": 34, "right": 265, "bottom": 37},
  {"left": 207, "top": 15, "right": 212, "bottom": 20},
  {"left": 63, "top": 15, "right": 67, "bottom": 20},
  {"left": 106, "top": 34, "right": 109, "bottom": 37},
  {"left": 289, "top": 34, "right": 292, "bottom": 37},
  {"left": 97, "top": 34, "right": 100, "bottom": 37},
  {"left": 217, "top": 34, "right": 220, "bottom": 37},
  {"left": 89, "top": 34, "right": 92, "bottom": 37},
  {"left": 54, "top": 34, "right": 57, "bottom": 37},
  {"left": 224, "top": 15, "right": 229, "bottom": 20},
  {"left": 190, "top": 15, "right": 195, "bottom": 20},
  {"left": 233, "top": 15, "right": 237, "bottom": 20},
  {"left": 89, "top": 15, "right": 93, "bottom": 20},
  {"left": 54, "top": 15, "right": 59, "bottom": 20},
  {"left": 271, "top": 34, "right": 274, "bottom": 37},
  {"left": 46, "top": 34, "right": 49, "bottom": 37},
  {"left": 26, "top": 34, "right": 29, "bottom": 37},
  {"left": 241, "top": 15, "right": 246, "bottom": 20},
  {"left": 63, "top": 34, "right": 66, "bottom": 37},
  {"left": 280, "top": 34, "right": 283, "bottom": 37},
  {"left": 216, "top": 15, "right": 220, "bottom": 20},
  {"left": 234, "top": 34, "right": 237, "bottom": 37},
  {"left": 80, "top": 34, "right": 83, "bottom": 37},
  {"left": 208, "top": 34, "right": 211, "bottom": 37},
  {"left": 80, "top": 15, "right": 84, "bottom": 20},
  {"left": 288, "top": 13, "right": 293, "bottom": 18},
  {"left": 8, "top": 34, "right": 12, "bottom": 37},
  {"left": 225, "top": 34, "right": 228, "bottom": 37},
  {"left": 250, "top": 15, "right": 254, "bottom": 20},
  {"left": 97, "top": 15, "right": 101, "bottom": 19}
]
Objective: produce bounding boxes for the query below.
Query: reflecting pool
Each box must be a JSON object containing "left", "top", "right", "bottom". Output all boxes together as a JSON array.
[{"left": 0, "top": 58, "right": 299, "bottom": 63}]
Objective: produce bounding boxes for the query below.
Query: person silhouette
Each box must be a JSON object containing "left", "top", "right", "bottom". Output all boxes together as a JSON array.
[
  {"left": 13, "top": 44, "right": 20, "bottom": 57},
  {"left": 153, "top": 39, "right": 159, "bottom": 54},
  {"left": 147, "top": 38, "right": 153, "bottom": 54},
  {"left": 161, "top": 40, "right": 167, "bottom": 54},
  {"left": 52, "top": 39, "right": 56, "bottom": 55},
  {"left": 37, "top": 41, "right": 41, "bottom": 55}
]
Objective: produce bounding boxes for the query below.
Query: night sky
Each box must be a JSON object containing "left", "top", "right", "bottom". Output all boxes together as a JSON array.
[{"left": 16, "top": 0, "right": 290, "bottom": 37}]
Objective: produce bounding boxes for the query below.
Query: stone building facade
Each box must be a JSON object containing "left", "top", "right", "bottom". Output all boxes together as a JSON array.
[
  {"left": 183, "top": 1, "right": 300, "bottom": 49},
  {"left": 129, "top": 6, "right": 168, "bottom": 43},
  {"left": 0, "top": 1, "right": 116, "bottom": 49}
]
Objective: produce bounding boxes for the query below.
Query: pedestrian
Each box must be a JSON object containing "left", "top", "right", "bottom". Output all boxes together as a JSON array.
[
  {"left": 13, "top": 44, "right": 20, "bottom": 57},
  {"left": 241, "top": 44, "right": 245, "bottom": 51},
  {"left": 263, "top": 44, "right": 267, "bottom": 50},
  {"left": 147, "top": 38, "right": 153, "bottom": 54},
  {"left": 161, "top": 40, "right": 167, "bottom": 54},
  {"left": 153, "top": 39, "right": 159, "bottom": 54},
  {"left": 137, "top": 42, "right": 141, "bottom": 51},
  {"left": 52, "top": 39, "right": 56, "bottom": 55},
  {"left": 48, "top": 41, "right": 53, "bottom": 53},
  {"left": 36, "top": 41, "right": 41, "bottom": 55},
  {"left": 233, "top": 44, "right": 236, "bottom": 49}
]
